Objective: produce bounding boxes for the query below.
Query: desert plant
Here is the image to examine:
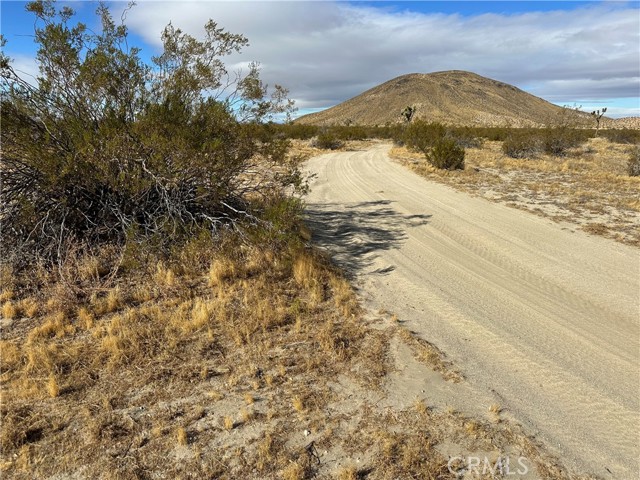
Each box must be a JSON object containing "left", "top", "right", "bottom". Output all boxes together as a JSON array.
[
  {"left": 335, "top": 125, "right": 368, "bottom": 141},
  {"left": 628, "top": 147, "right": 640, "bottom": 177},
  {"left": 502, "top": 130, "right": 543, "bottom": 158},
  {"left": 448, "top": 126, "right": 484, "bottom": 148},
  {"left": 427, "top": 138, "right": 465, "bottom": 170},
  {"left": 312, "top": 130, "right": 344, "bottom": 150},
  {"left": 1, "top": 1, "right": 298, "bottom": 266},
  {"left": 474, "top": 127, "right": 511, "bottom": 142},
  {"left": 277, "top": 123, "right": 318, "bottom": 140},
  {"left": 601, "top": 128, "right": 640, "bottom": 145},
  {"left": 541, "top": 126, "right": 589, "bottom": 156},
  {"left": 591, "top": 107, "right": 607, "bottom": 136},
  {"left": 401, "top": 105, "right": 415, "bottom": 123},
  {"left": 404, "top": 121, "right": 446, "bottom": 154}
]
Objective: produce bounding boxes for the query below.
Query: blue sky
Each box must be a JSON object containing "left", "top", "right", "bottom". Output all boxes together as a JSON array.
[{"left": 2, "top": 1, "right": 639, "bottom": 118}]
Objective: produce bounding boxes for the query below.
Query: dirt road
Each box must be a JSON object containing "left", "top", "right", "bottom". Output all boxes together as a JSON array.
[{"left": 305, "top": 143, "right": 640, "bottom": 478}]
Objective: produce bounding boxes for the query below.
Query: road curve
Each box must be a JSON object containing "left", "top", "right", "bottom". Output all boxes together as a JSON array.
[{"left": 304, "top": 143, "right": 640, "bottom": 478}]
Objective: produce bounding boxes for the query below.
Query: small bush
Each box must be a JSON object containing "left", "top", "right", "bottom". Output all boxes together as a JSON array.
[
  {"left": 448, "top": 127, "right": 484, "bottom": 148},
  {"left": 541, "top": 127, "right": 589, "bottom": 156},
  {"left": 404, "top": 121, "right": 446, "bottom": 154},
  {"left": 427, "top": 138, "right": 465, "bottom": 170},
  {"left": 502, "top": 130, "right": 542, "bottom": 158},
  {"left": 628, "top": 147, "right": 640, "bottom": 177},
  {"left": 312, "top": 131, "right": 344, "bottom": 150}
]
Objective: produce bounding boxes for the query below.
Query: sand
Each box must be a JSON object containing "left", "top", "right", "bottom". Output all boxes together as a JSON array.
[{"left": 305, "top": 142, "right": 640, "bottom": 479}]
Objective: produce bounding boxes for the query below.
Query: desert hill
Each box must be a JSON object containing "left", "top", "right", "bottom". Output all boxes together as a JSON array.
[{"left": 296, "top": 71, "right": 594, "bottom": 128}]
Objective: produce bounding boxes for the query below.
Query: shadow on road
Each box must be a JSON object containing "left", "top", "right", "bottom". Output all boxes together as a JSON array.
[{"left": 304, "top": 200, "right": 431, "bottom": 275}]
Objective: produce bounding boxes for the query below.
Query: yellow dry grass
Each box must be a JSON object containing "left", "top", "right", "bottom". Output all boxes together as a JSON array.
[
  {"left": 0, "top": 239, "right": 377, "bottom": 478},
  {"left": 0, "top": 234, "right": 597, "bottom": 479}
]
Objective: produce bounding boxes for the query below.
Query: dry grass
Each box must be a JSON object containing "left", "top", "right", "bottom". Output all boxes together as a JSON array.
[
  {"left": 391, "top": 136, "right": 640, "bottom": 246},
  {"left": 0, "top": 239, "right": 379, "bottom": 478},
  {"left": 1, "top": 301, "right": 17, "bottom": 319},
  {"left": 397, "top": 326, "right": 464, "bottom": 382},
  {"left": 0, "top": 233, "right": 597, "bottom": 479}
]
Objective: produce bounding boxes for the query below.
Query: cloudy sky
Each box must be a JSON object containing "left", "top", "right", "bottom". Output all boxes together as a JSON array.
[{"left": 2, "top": 1, "right": 639, "bottom": 118}]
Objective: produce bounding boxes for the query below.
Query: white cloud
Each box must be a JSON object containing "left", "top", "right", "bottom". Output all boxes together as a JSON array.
[
  {"left": 581, "top": 106, "right": 640, "bottom": 119},
  {"left": 113, "top": 2, "right": 640, "bottom": 114},
  {"left": 6, "top": 54, "right": 39, "bottom": 86}
]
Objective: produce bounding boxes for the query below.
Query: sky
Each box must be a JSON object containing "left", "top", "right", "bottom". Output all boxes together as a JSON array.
[{"left": 2, "top": 1, "right": 639, "bottom": 118}]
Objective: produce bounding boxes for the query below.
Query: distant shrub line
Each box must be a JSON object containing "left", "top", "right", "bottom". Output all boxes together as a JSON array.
[{"left": 276, "top": 123, "right": 639, "bottom": 174}]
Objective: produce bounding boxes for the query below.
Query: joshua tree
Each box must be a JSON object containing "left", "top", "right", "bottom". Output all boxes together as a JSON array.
[
  {"left": 401, "top": 105, "right": 415, "bottom": 123},
  {"left": 591, "top": 108, "right": 607, "bottom": 136}
]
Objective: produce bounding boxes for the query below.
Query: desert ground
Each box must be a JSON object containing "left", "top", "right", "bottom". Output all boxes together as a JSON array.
[
  {"left": 4, "top": 139, "right": 629, "bottom": 479},
  {"left": 390, "top": 137, "right": 640, "bottom": 246},
  {"left": 304, "top": 142, "right": 640, "bottom": 479}
]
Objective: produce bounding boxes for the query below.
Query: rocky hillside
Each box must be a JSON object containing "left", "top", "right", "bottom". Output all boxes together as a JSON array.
[{"left": 296, "top": 71, "right": 596, "bottom": 127}]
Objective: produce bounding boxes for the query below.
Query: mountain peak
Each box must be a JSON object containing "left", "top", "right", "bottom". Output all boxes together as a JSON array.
[{"left": 296, "top": 71, "right": 566, "bottom": 127}]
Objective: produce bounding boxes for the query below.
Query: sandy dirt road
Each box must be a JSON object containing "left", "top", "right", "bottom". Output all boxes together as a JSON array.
[{"left": 304, "top": 143, "right": 640, "bottom": 478}]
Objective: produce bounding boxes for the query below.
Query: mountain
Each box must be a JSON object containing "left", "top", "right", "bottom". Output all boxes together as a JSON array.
[{"left": 295, "top": 70, "right": 588, "bottom": 127}]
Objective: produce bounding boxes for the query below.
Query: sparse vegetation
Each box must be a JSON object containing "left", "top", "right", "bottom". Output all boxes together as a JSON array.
[
  {"left": 628, "top": 146, "right": 640, "bottom": 177},
  {"left": 392, "top": 134, "right": 640, "bottom": 245},
  {"left": 600, "top": 128, "right": 640, "bottom": 145}
]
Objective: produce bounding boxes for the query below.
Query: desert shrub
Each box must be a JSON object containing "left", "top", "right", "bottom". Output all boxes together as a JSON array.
[
  {"left": 404, "top": 121, "right": 446, "bottom": 154},
  {"left": 1, "top": 1, "right": 299, "bottom": 266},
  {"left": 541, "top": 127, "right": 589, "bottom": 156},
  {"left": 335, "top": 125, "right": 369, "bottom": 141},
  {"left": 448, "top": 127, "right": 484, "bottom": 148},
  {"left": 278, "top": 123, "right": 319, "bottom": 140},
  {"left": 478, "top": 127, "right": 511, "bottom": 142},
  {"left": 502, "top": 130, "right": 543, "bottom": 158},
  {"left": 502, "top": 127, "right": 589, "bottom": 158},
  {"left": 427, "top": 138, "right": 465, "bottom": 170},
  {"left": 374, "top": 124, "right": 403, "bottom": 141},
  {"left": 312, "top": 130, "right": 344, "bottom": 150},
  {"left": 601, "top": 129, "right": 640, "bottom": 145},
  {"left": 628, "top": 147, "right": 640, "bottom": 177}
]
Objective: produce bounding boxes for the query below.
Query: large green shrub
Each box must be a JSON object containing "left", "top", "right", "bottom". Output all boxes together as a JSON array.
[
  {"left": 1, "top": 1, "right": 299, "bottom": 264},
  {"left": 427, "top": 138, "right": 465, "bottom": 170},
  {"left": 541, "top": 127, "right": 589, "bottom": 156},
  {"left": 404, "top": 121, "right": 446, "bottom": 154}
]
